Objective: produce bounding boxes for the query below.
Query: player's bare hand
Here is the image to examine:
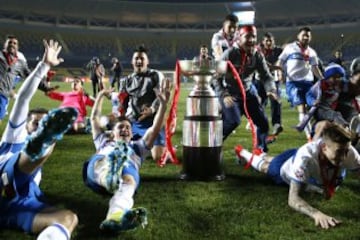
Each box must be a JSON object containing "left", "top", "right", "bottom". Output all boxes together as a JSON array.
[
  {"left": 267, "top": 91, "right": 280, "bottom": 103},
  {"left": 313, "top": 212, "right": 341, "bottom": 229},
  {"left": 42, "top": 39, "right": 64, "bottom": 66},
  {"left": 99, "top": 88, "right": 114, "bottom": 98},
  {"left": 155, "top": 78, "right": 171, "bottom": 105},
  {"left": 224, "top": 96, "right": 235, "bottom": 108},
  {"left": 138, "top": 106, "right": 153, "bottom": 122}
]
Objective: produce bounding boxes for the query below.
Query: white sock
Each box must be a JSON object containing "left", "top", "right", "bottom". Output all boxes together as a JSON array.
[
  {"left": 305, "top": 122, "right": 312, "bottom": 139},
  {"left": 299, "top": 113, "right": 312, "bottom": 139},
  {"left": 37, "top": 223, "right": 70, "bottom": 240},
  {"left": 298, "top": 112, "right": 305, "bottom": 123},
  {"left": 239, "top": 149, "right": 265, "bottom": 171},
  {"left": 107, "top": 182, "right": 136, "bottom": 217}
]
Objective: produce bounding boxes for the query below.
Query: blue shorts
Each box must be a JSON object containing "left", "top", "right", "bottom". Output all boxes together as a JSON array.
[
  {"left": 122, "top": 161, "right": 140, "bottom": 187},
  {"left": 286, "top": 81, "right": 313, "bottom": 107},
  {"left": 132, "top": 119, "right": 165, "bottom": 146},
  {"left": 0, "top": 152, "right": 48, "bottom": 233},
  {"left": 267, "top": 148, "right": 297, "bottom": 185},
  {"left": 0, "top": 94, "right": 9, "bottom": 120}
]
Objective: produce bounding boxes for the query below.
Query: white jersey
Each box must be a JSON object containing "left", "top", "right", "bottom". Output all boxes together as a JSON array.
[
  {"left": 278, "top": 41, "right": 319, "bottom": 82},
  {"left": 92, "top": 133, "right": 150, "bottom": 185},
  {"left": 280, "top": 139, "right": 360, "bottom": 192},
  {"left": 211, "top": 29, "right": 234, "bottom": 59}
]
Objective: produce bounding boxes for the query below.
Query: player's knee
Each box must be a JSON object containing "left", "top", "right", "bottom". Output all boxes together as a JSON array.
[
  {"left": 151, "top": 146, "right": 164, "bottom": 161},
  {"left": 122, "top": 174, "right": 137, "bottom": 186},
  {"left": 58, "top": 210, "right": 79, "bottom": 231}
]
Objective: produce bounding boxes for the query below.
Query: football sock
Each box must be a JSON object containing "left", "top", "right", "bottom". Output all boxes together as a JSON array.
[
  {"left": 238, "top": 148, "right": 265, "bottom": 171},
  {"left": 37, "top": 223, "right": 70, "bottom": 240},
  {"left": 299, "top": 112, "right": 312, "bottom": 140},
  {"left": 107, "top": 182, "right": 136, "bottom": 218}
]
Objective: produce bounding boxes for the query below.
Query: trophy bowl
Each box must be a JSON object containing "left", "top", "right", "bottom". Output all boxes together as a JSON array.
[{"left": 178, "top": 60, "right": 227, "bottom": 76}]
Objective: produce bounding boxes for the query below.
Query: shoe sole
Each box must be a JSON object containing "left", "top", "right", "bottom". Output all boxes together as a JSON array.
[{"left": 25, "top": 107, "right": 78, "bottom": 160}]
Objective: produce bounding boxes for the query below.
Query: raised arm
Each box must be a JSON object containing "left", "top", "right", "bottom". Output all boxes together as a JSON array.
[
  {"left": 10, "top": 39, "right": 63, "bottom": 126},
  {"left": 312, "top": 65, "right": 324, "bottom": 80},
  {"left": 143, "top": 78, "right": 170, "bottom": 148},
  {"left": 90, "top": 89, "right": 112, "bottom": 139},
  {"left": 288, "top": 180, "right": 341, "bottom": 229}
]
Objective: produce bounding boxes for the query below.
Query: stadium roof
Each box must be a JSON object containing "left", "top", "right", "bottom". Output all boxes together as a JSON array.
[{"left": 0, "top": 0, "right": 359, "bottom": 31}]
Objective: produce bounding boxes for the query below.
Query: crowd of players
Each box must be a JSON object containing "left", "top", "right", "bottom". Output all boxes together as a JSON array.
[{"left": 0, "top": 13, "right": 360, "bottom": 238}]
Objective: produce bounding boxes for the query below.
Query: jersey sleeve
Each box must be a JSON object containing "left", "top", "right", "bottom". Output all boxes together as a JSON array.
[
  {"left": 278, "top": 44, "right": 290, "bottom": 63},
  {"left": 342, "top": 145, "right": 360, "bottom": 170},
  {"left": 94, "top": 132, "right": 107, "bottom": 151},
  {"left": 287, "top": 144, "right": 314, "bottom": 183},
  {"left": 309, "top": 48, "right": 319, "bottom": 66},
  {"left": 47, "top": 91, "right": 65, "bottom": 101}
]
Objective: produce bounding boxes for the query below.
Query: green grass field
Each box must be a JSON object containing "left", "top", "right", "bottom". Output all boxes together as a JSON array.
[{"left": 0, "top": 81, "right": 360, "bottom": 240}]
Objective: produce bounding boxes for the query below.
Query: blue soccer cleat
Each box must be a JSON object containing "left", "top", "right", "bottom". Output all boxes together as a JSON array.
[
  {"left": 24, "top": 107, "right": 78, "bottom": 161},
  {"left": 99, "top": 207, "right": 148, "bottom": 233}
]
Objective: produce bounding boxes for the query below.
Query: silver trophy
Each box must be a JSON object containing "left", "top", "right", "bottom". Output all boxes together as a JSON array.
[{"left": 178, "top": 59, "right": 227, "bottom": 180}]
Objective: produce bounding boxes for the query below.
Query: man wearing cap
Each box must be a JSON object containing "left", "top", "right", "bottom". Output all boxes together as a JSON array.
[
  {"left": 215, "top": 25, "right": 277, "bottom": 153},
  {"left": 211, "top": 14, "right": 238, "bottom": 61},
  {"left": 335, "top": 57, "right": 360, "bottom": 123},
  {"left": 305, "top": 64, "right": 348, "bottom": 126},
  {"left": 276, "top": 26, "right": 323, "bottom": 142}
]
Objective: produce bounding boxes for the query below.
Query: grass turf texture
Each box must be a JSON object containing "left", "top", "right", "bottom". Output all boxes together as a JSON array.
[{"left": 1, "top": 81, "right": 360, "bottom": 240}]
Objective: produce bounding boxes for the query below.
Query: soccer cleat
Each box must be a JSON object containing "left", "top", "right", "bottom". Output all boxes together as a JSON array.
[
  {"left": 100, "top": 207, "right": 148, "bottom": 233},
  {"left": 84, "top": 117, "right": 92, "bottom": 134},
  {"left": 24, "top": 107, "right": 78, "bottom": 161},
  {"left": 266, "top": 135, "right": 277, "bottom": 144},
  {"left": 105, "top": 142, "right": 129, "bottom": 192},
  {"left": 272, "top": 123, "right": 283, "bottom": 136}
]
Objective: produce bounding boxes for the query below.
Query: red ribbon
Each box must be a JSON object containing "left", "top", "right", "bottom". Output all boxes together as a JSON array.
[
  {"left": 227, "top": 61, "right": 258, "bottom": 169},
  {"left": 238, "top": 25, "right": 257, "bottom": 36},
  {"left": 319, "top": 150, "right": 339, "bottom": 199},
  {"left": 297, "top": 42, "right": 309, "bottom": 62},
  {"left": 158, "top": 61, "right": 181, "bottom": 166},
  {"left": 3, "top": 51, "right": 18, "bottom": 66},
  {"left": 118, "top": 92, "right": 129, "bottom": 116}
]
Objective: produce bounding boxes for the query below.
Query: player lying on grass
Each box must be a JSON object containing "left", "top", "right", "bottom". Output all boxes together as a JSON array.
[
  {"left": 235, "top": 122, "right": 360, "bottom": 229},
  {"left": 0, "top": 39, "right": 78, "bottom": 239},
  {"left": 83, "top": 79, "right": 170, "bottom": 233}
]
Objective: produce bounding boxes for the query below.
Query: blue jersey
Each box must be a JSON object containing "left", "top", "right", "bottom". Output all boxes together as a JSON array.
[
  {"left": 0, "top": 120, "right": 46, "bottom": 232},
  {"left": 0, "top": 62, "right": 50, "bottom": 233}
]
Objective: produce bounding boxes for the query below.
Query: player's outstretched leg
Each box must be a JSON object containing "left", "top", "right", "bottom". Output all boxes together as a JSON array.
[
  {"left": 105, "top": 144, "right": 129, "bottom": 192},
  {"left": 24, "top": 107, "right": 78, "bottom": 161},
  {"left": 100, "top": 207, "right": 148, "bottom": 233}
]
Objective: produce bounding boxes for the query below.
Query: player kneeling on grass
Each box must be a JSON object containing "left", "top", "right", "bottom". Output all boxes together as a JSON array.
[
  {"left": 0, "top": 40, "right": 78, "bottom": 239},
  {"left": 83, "top": 80, "right": 170, "bottom": 233},
  {"left": 235, "top": 123, "right": 360, "bottom": 229}
]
